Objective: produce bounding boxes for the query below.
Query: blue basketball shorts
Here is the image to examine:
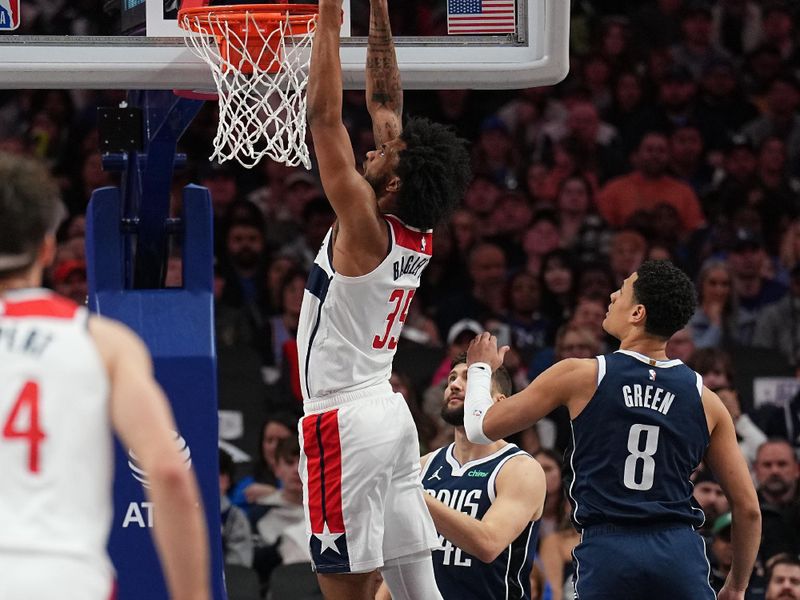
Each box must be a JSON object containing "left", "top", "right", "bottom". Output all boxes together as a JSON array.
[{"left": 571, "top": 523, "right": 716, "bottom": 600}]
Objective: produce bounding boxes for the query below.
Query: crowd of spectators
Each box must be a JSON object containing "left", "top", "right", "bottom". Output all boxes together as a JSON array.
[{"left": 3, "top": 0, "right": 800, "bottom": 598}]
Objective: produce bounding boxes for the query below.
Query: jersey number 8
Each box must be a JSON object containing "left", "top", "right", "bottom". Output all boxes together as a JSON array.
[{"left": 623, "top": 424, "right": 660, "bottom": 491}]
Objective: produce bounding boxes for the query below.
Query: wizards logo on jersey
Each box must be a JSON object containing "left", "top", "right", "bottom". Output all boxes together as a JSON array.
[{"left": 0, "top": 0, "right": 20, "bottom": 30}]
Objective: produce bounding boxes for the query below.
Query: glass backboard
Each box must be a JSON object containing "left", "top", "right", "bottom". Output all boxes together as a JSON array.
[{"left": 0, "top": 0, "right": 569, "bottom": 90}]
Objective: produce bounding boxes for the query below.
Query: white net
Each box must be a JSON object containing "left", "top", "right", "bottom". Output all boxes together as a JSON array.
[{"left": 180, "top": 8, "right": 317, "bottom": 169}]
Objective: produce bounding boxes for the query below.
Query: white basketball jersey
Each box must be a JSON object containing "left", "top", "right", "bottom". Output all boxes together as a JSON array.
[
  {"left": 297, "top": 215, "right": 432, "bottom": 401},
  {"left": 0, "top": 289, "right": 113, "bottom": 577}
]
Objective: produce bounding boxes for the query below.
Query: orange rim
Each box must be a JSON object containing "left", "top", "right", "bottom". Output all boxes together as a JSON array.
[
  {"left": 177, "top": 3, "right": 318, "bottom": 78},
  {"left": 178, "top": 4, "right": 318, "bottom": 33}
]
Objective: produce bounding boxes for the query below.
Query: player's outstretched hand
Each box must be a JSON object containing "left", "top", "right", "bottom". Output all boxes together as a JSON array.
[
  {"left": 467, "top": 332, "right": 509, "bottom": 371},
  {"left": 717, "top": 586, "right": 746, "bottom": 600}
]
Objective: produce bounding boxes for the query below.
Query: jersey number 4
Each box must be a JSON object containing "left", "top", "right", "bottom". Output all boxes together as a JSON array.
[
  {"left": 623, "top": 424, "right": 660, "bottom": 491},
  {"left": 2, "top": 380, "right": 46, "bottom": 473},
  {"left": 373, "top": 289, "right": 415, "bottom": 350}
]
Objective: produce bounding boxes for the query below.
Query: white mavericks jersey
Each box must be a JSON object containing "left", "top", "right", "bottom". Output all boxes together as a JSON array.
[
  {"left": 0, "top": 289, "right": 113, "bottom": 579},
  {"left": 298, "top": 214, "right": 432, "bottom": 401}
]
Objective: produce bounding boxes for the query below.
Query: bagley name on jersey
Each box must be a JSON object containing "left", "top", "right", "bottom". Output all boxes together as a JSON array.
[{"left": 393, "top": 255, "right": 429, "bottom": 281}]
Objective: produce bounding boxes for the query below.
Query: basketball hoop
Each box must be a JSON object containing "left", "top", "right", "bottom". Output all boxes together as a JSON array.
[{"left": 178, "top": 3, "right": 318, "bottom": 169}]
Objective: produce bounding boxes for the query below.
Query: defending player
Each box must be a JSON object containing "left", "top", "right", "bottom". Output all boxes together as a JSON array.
[
  {"left": 300, "top": 0, "right": 471, "bottom": 598},
  {"left": 423, "top": 354, "right": 544, "bottom": 599},
  {"left": 376, "top": 354, "right": 544, "bottom": 600},
  {"left": 0, "top": 152, "right": 210, "bottom": 599},
  {"left": 464, "top": 260, "right": 761, "bottom": 600}
]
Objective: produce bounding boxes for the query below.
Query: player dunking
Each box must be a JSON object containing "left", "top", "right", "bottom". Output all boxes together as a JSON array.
[
  {"left": 0, "top": 153, "right": 210, "bottom": 599},
  {"left": 464, "top": 261, "right": 762, "bottom": 600},
  {"left": 298, "top": 0, "right": 470, "bottom": 598}
]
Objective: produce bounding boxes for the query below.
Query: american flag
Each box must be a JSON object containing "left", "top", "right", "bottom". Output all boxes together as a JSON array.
[{"left": 447, "top": 0, "right": 516, "bottom": 35}]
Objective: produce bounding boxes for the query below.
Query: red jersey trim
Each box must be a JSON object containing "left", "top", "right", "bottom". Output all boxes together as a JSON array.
[
  {"left": 2, "top": 296, "right": 79, "bottom": 319},
  {"left": 385, "top": 215, "right": 433, "bottom": 256}
]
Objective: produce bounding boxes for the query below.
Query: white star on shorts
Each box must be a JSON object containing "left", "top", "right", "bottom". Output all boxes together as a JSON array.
[{"left": 314, "top": 522, "right": 343, "bottom": 555}]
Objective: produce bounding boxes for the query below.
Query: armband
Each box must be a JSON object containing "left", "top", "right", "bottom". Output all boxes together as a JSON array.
[{"left": 464, "top": 362, "right": 495, "bottom": 445}]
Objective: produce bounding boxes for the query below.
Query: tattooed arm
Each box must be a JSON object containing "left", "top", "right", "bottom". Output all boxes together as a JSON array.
[{"left": 366, "top": 0, "right": 403, "bottom": 145}]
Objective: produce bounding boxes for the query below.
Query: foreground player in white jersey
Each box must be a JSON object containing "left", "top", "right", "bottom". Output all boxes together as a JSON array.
[
  {"left": 299, "top": 0, "right": 471, "bottom": 598},
  {"left": 0, "top": 152, "right": 210, "bottom": 600}
]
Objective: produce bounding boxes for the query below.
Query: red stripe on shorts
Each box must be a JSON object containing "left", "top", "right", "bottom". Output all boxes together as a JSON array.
[
  {"left": 302, "top": 415, "right": 325, "bottom": 532},
  {"left": 319, "top": 410, "right": 345, "bottom": 532}
]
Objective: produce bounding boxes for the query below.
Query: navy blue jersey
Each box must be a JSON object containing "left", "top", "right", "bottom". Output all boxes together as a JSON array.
[
  {"left": 420, "top": 443, "right": 540, "bottom": 600},
  {"left": 565, "top": 350, "right": 710, "bottom": 530}
]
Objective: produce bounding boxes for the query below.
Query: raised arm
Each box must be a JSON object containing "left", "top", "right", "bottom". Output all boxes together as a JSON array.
[
  {"left": 423, "top": 456, "right": 545, "bottom": 563},
  {"left": 89, "top": 317, "right": 209, "bottom": 600},
  {"left": 307, "top": 0, "right": 388, "bottom": 271},
  {"left": 702, "top": 388, "right": 761, "bottom": 599},
  {"left": 366, "top": 0, "right": 403, "bottom": 145},
  {"left": 307, "top": 0, "right": 346, "bottom": 130},
  {"left": 464, "top": 333, "right": 596, "bottom": 443}
]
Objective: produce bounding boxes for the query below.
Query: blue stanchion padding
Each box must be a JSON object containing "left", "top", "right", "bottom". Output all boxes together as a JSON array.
[{"left": 86, "top": 184, "right": 226, "bottom": 600}]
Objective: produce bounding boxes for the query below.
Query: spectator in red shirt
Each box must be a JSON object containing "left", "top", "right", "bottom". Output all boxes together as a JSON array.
[{"left": 596, "top": 131, "right": 707, "bottom": 235}]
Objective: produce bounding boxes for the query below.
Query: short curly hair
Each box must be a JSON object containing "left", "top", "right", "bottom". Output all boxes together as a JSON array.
[
  {"left": 395, "top": 117, "right": 471, "bottom": 230},
  {"left": 632, "top": 260, "right": 696, "bottom": 339}
]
